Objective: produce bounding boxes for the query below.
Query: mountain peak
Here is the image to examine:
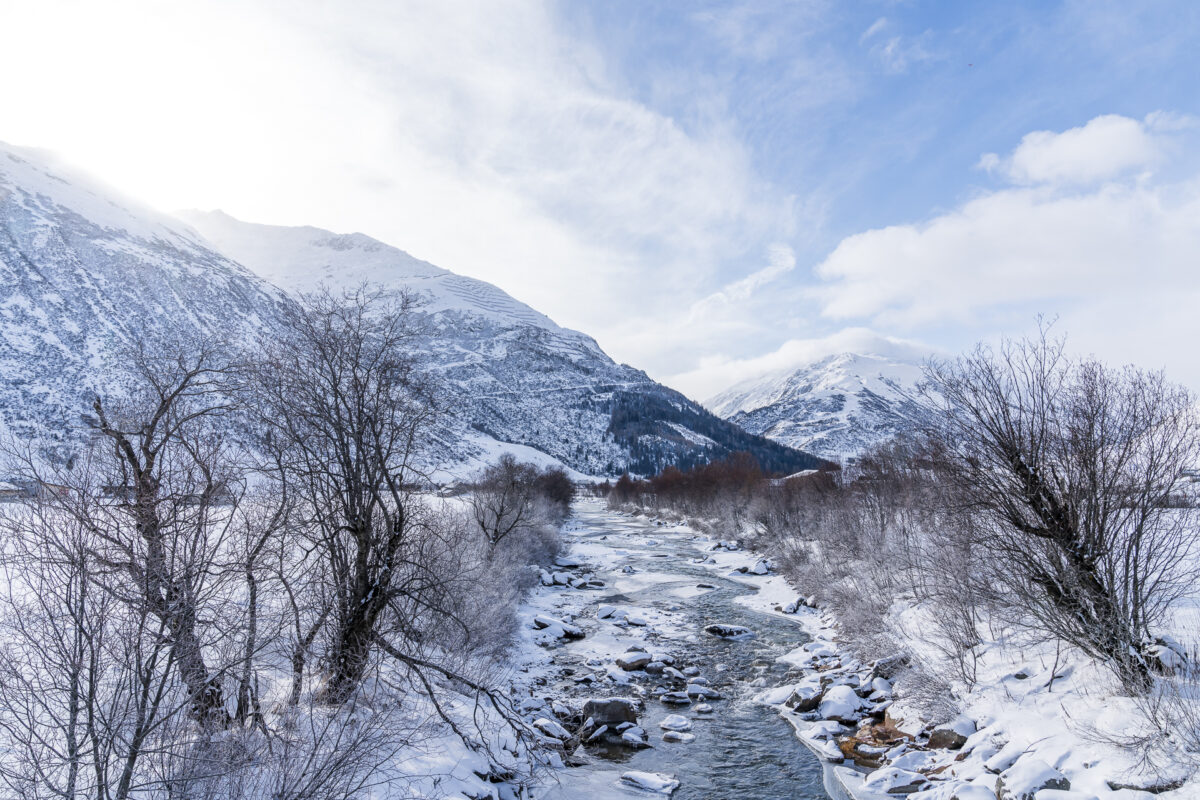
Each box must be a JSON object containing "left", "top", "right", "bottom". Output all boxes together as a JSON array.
[{"left": 707, "top": 351, "right": 927, "bottom": 462}]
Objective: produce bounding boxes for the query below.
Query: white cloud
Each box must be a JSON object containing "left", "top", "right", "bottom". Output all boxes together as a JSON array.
[
  {"left": 667, "top": 328, "right": 933, "bottom": 402},
  {"left": 0, "top": 0, "right": 799, "bottom": 377},
  {"left": 980, "top": 114, "right": 1160, "bottom": 186},
  {"left": 860, "top": 17, "right": 888, "bottom": 43},
  {"left": 686, "top": 243, "right": 795, "bottom": 319},
  {"left": 815, "top": 113, "right": 1200, "bottom": 391}
]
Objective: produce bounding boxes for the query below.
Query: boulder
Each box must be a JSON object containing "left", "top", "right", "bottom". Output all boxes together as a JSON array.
[
  {"left": 620, "top": 726, "right": 650, "bottom": 748},
  {"left": 662, "top": 731, "right": 696, "bottom": 743},
  {"left": 532, "top": 615, "right": 584, "bottom": 639},
  {"left": 819, "top": 685, "right": 867, "bottom": 725},
  {"left": 532, "top": 717, "right": 571, "bottom": 741},
  {"left": 785, "top": 683, "right": 824, "bottom": 713},
  {"left": 928, "top": 715, "right": 976, "bottom": 750},
  {"left": 704, "top": 623, "right": 754, "bottom": 639},
  {"left": 869, "top": 653, "right": 910, "bottom": 680},
  {"left": 616, "top": 652, "right": 654, "bottom": 671},
  {"left": 998, "top": 758, "right": 1070, "bottom": 800},
  {"left": 748, "top": 558, "right": 771, "bottom": 575},
  {"left": 694, "top": 703, "right": 714, "bottom": 713},
  {"left": 620, "top": 771, "right": 679, "bottom": 794},
  {"left": 660, "top": 692, "right": 692, "bottom": 705},
  {"left": 582, "top": 697, "right": 639, "bottom": 727},
  {"left": 685, "top": 684, "right": 722, "bottom": 700},
  {"left": 659, "top": 714, "right": 692, "bottom": 732}
]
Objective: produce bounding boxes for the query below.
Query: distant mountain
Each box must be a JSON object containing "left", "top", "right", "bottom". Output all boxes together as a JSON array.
[
  {"left": 179, "top": 211, "right": 829, "bottom": 478},
  {"left": 707, "top": 352, "right": 929, "bottom": 462},
  {"left": 0, "top": 143, "right": 826, "bottom": 478}
]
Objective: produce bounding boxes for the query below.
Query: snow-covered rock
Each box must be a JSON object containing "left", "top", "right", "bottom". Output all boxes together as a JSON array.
[
  {"left": 532, "top": 717, "right": 571, "bottom": 740},
  {"left": 704, "top": 623, "right": 754, "bottom": 639},
  {"left": 620, "top": 771, "right": 680, "bottom": 794},
  {"left": 581, "top": 697, "right": 638, "bottom": 726},
  {"left": 928, "top": 715, "right": 976, "bottom": 749},
  {"left": 658, "top": 714, "right": 692, "bottom": 732},
  {"left": 616, "top": 651, "right": 654, "bottom": 671},
  {"left": 998, "top": 758, "right": 1070, "bottom": 800},
  {"left": 685, "top": 684, "right": 722, "bottom": 700},
  {"left": 863, "top": 767, "right": 930, "bottom": 795},
  {"left": 819, "top": 685, "right": 868, "bottom": 724}
]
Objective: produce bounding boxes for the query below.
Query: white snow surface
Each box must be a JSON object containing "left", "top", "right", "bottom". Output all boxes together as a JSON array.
[{"left": 178, "top": 209, "right": 574, "bottom": 336}]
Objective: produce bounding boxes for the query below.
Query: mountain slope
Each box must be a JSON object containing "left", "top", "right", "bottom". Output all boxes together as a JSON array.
[
  {"left": 0, "top": 144, "right": 826, "bottom": 478},
  {"left": 180, "top": 211, "right": 828, "bottom": 477},
  {"left": 707, "top": 352, "right": 928, "bottom": 462},
  {"left": 0, "top": 144, "right": 293, "bottom": 447}
]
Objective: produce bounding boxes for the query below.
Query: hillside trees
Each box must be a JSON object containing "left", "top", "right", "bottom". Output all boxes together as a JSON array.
[{"left": 0, "top": 290, "right": 567, "bottom": 795}]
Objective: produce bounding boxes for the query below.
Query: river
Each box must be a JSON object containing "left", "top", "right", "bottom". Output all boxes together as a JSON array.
[{"left": 518, "top": 499, "right": 845, "bottom": 800}]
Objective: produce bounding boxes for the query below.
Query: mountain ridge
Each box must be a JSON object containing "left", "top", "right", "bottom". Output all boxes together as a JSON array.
[{"left": 0, "top": 143, "right": 828, "bottom": 477}]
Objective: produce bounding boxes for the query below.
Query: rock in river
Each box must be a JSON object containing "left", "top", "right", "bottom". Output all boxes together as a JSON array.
[
  {"left": 616, "top": 651, "right": 654, "bottom": 671},
  {"left": 582, "top": 697, "right": 639, "bottom": 726},
  {"left": 659, "top": 714, "right": 692, "bottom": 732},
  {"left": 704, "top": 623, "right": 754, "bottom": 639}
]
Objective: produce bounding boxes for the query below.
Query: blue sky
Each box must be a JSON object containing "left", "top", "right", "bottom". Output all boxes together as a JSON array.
[
  {"left": 565, "top": 0, "right": 1198, "bottom": 232},
  {"left": 1, "top": 0, "right": 1198, "bottom": 397}
]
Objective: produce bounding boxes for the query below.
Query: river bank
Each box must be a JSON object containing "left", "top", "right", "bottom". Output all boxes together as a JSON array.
[
  {"left": 502, "top": 499, "right": 1195, "bottom": 800},
  {"left": 507, "top": 498, "right": 834, "bottom": 799}
]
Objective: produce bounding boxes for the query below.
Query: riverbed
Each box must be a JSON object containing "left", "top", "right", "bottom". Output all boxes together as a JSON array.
[{"left": 515, "top": 499, "right": 841, "bottom": 799}]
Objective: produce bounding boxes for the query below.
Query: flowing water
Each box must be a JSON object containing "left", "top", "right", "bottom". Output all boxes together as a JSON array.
[{"left": 532, "top": 501, "right": 843, "bottom": 800}]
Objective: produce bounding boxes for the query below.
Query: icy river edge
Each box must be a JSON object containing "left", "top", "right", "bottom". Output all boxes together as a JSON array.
[{"left": 509, "top": 498, "right": 881, "bottom": 800}]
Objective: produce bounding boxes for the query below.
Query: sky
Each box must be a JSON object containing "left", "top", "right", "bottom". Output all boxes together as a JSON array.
[{"left": 1, "top": 0, "right": 1198, "bottom": 400}]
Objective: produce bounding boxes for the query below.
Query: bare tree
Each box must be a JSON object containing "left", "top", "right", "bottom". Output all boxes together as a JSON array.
[
  {"left": 84, "top": 341, "right": 243, "bottom": 728},
  {"left": 471, "top": 454, "right": 541, "bottom": 552},
  {"left": 248, "top": 286, "right": 446, "bottom": 704},
  {"left": 0, "top": 446, "right": 202, "bottom": 800},
  {"left": 923, "top": 330, "right": 1200, "bottom": 690}
]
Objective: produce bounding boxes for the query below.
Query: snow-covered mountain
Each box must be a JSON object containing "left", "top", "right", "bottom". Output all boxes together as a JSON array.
[
  {"left": 707, "top": 352, "right": 929, "bottom": 463},
  {"left": 0, "top": 142, "right": 825, "bottom": 477},
  {"left": 0, "top": 143, "right": 293, "bottom": 449},
  {"left": 178, "top": 210, "right": 826, "bottom": 477}
]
